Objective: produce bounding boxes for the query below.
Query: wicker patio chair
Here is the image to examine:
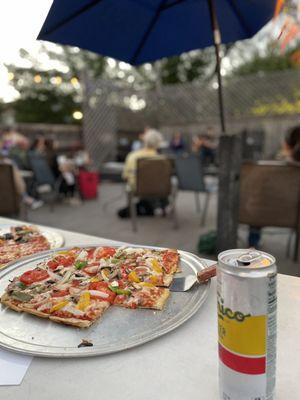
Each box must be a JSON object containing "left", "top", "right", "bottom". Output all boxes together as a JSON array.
[
  {"left": 0, "top": 163, "right": 27, "bottom": 219},
  {"left": 239, "top": 161, "right": 300, "bottom": 261},
  {"left": 127, "top": 157, "right": 177, "bottom": 232}
]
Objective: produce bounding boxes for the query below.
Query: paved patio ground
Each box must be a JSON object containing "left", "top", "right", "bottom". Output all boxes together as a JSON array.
[{"left": 26, "top": 182, "right": 299, "bottom": 278}]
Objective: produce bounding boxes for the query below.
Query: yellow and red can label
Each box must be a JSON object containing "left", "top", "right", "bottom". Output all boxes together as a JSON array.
[{"left": 218, "top": 302, "right": 266, "bottom": 375}]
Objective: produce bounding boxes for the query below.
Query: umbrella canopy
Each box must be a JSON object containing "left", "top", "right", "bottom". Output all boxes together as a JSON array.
[{"left": 38, "top": 0, "right": 276, "bottom": 65}]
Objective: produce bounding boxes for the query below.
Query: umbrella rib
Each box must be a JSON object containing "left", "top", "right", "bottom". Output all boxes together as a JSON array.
[
  {"left": 226, "top": 0, "right": 252, "bottom": 37},
  {"left": 39, "top": 0, "right": 104, "bottom": 37},
  {"left": 130, "top": 0, "right": 167, "bottom": 65},
  {"left": 162, "top": 0, "right": 186, "bottom": 10}
]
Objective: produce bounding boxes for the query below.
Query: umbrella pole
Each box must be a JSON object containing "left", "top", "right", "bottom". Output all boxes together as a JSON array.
[
  {"left": 207, "top": 0, "right": 242, "bottom": 252},
  {"left": 207, "top": 0, "right": 226, "bottom": 133}
]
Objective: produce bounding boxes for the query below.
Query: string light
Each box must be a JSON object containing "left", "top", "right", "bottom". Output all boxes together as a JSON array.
[
  {"left": 71, "top": 77, "right": 79, "bottom": 86},
  {"left": 51, "top": 76, "right": 62, "bottom": 85},
  {"left": 34, "top": 74, "right": 42, "bottom": 83},
  {"left": 72, "top": 111, "right": 83, "bottom": 120}
]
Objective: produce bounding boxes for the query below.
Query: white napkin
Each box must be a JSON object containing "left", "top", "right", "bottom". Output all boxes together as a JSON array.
[{"left": 0, "top": 349, "right": 32, "bottom": 386}]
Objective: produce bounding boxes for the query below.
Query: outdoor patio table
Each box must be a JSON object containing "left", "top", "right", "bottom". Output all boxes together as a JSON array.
[{"left": 0, "top": 216, "right": 299, "bottom": 400}]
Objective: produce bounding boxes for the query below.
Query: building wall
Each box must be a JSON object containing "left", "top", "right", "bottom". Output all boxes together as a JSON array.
[{"left": 1, "top": 123, "right": 82, "bottom": 150}]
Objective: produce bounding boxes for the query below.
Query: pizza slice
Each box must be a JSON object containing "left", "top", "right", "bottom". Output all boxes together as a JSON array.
[
  {"left": 0, "top": 265, "right": 60, "bottom": 314},
  {"left": 2, "top": 271, "right": 115, "bottom": 328},
  {"left": 49, "top": 294, "right": 111, "bottom": 328},
  {"left": 0, "top": 225, "right": 50, "bottom": 269},
  {"left": 116, "top": 247, "right": 180, "bottom": 287},
  {"left": 112, "top": 281, "right": 170, "bottom": 310}
]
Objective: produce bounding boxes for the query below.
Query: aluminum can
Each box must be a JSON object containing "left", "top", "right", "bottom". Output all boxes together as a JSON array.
[{"left": 217, "top": 249, "right": 277, "bottom": 400}]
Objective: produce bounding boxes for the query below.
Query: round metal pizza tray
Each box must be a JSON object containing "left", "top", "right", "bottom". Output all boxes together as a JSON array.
[{"left": 0, "top": 245, "right": 210, "bottom": 358}]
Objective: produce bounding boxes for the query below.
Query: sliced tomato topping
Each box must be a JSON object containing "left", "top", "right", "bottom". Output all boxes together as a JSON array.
[
  {"left": 94, "top": 247, "right": 116, "bottom": 259},
  {"left": 20, "top": 269, "right": 49, "bottom": 285},
  {"left": 47, "top": 259, "right": 59, "bottom": 270},
  {"left": 47, "top": 255, "right": 75, "bottom": 270},
  {"left": 83, "top": 266, "right": 98, "bottom": 276},
  {"left": 56, "top": 255, "right": 75, "bottom": 267},
  {"left": 51, "top": 289, "right": 69, "bottom": 298},
  {"left": 88, "top": 281, "right": 116, "bottom": 303},
  {"left": 71, "top": 279, "right": 81, "bottom": 287},
  {"left": 87, "top": 248, "right": 95, "bottom": 259},
  {"left": 88, "top": 281, "right": 108, "bottom": 290}
]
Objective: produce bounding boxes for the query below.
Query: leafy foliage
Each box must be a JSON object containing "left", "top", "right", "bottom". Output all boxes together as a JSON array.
[
  {"left": 231, "top": 42, "right": 300, "bottom": 76},
  {"left": 4, "top": 44, "right": 215, "bottom": 124}
]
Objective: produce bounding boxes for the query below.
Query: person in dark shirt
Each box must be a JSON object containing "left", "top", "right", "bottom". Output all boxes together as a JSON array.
[
  {"left": 169, "top": 132, "right": 185, "bottom": 154},
  {"left": 44, "top": 138, "right": 60, "bottom": 178}
]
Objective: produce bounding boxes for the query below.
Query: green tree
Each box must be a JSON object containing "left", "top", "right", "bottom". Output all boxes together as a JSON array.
[
  {"left": 5, "top": 44, "right": 215, "bottom": 124},
  {"left": 231, "top": 42, "right": 300, "bottom": 76},
  {"left": 6, "top": 46, "right": 107, "bottom": 124}
]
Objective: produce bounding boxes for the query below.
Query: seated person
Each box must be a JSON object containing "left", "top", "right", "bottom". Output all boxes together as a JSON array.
[
  {"left": 0, "top": 153, "right": 43, "bottom": 210},
  {"left": 276, "top": 126, "right": 300, "bottom": 162},
  {"left": 169, "top": 132, "right": 186, "bottom": 154},
  {"left": 57, "top": 155, "right": 76, "bottom": 200},
  {"left": 192, "top": 133, "right": 216, "bottom": 166},
  {"left": 118, "top": 129, "right": 165, "bottom": 218},
  {"left": 123, "top": 129, "right": 163, "bottom": 189}
]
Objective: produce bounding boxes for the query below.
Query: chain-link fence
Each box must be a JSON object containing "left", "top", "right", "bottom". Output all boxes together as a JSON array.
[{"left": 83, "top": 70, "right": 300, "bottom": 167}]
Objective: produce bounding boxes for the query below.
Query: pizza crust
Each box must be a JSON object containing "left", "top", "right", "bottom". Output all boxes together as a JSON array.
[
  {"left": 49, "top": 316, "right": 92, "bottom": 328},
  {"left": 162, "top": 274, "right": 174, "bottom": 287},
  {"left": 19, "top": 305, "right": 50, "bottom": 319},
  {"left": 0, "top": 293, "right": 23, "bottom": 312},
  {"left": 147, "top": 289, "right": 170, "bottom": 310}
]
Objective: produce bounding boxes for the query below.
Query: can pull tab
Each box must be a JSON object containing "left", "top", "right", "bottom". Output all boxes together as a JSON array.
[{"left": 237, "top": 250, "right": 261, "bottom": 266}]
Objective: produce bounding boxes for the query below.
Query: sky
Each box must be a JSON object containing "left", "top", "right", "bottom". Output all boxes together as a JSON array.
[{"left": 0, "top": 0, "right": 53, "bottom": 101}]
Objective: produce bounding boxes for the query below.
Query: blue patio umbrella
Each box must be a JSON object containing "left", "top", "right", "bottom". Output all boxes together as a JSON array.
[{"left": 38, "top": 0, "right": 276, "bottom": 133}]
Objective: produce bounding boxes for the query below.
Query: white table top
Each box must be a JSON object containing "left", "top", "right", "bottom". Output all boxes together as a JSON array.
[{"left": 0, "top": 217, "right": 299, "bottom": 400}]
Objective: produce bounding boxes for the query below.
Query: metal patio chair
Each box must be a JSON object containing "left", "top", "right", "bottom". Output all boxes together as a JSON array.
[
  {"left": 127, "top": 157, "right": 177, "bottom": 232},
  {"left": 239, "top": 161, "right": 300, "bottom": 262},
  {"left": 174, "top": 154, "right": 212, "bottom": 226},
  {"left": 28, "top": 153, "right": 61, "bottom": 210}
]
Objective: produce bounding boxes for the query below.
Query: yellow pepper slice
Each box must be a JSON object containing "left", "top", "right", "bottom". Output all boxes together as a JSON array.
[
  {"left": 77, "top": 291, "right": 90, "bottom": 311},
  {"left": 102, "top": 268, "right": 111, "bottom": 277},
  {"left": 128, "top": 271, "right": 140, "bottom": 283},
  {"left": 50, "top": 300, "right": 69, "bottom": 313},
  {"left": 57, "top": 250, "right": 70, "bottom": 255},
  {"left": 151, "top": 259, "right": 163, "bottom": 273},
  {"left": 149, "top": 275, "right": 158, "bottom": 284},
  {"left": 90, "top": 276, "right": 100, "bottom": 283},
  {"left": 139, "top": 282, "right": 155, "bottom": 288}
]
